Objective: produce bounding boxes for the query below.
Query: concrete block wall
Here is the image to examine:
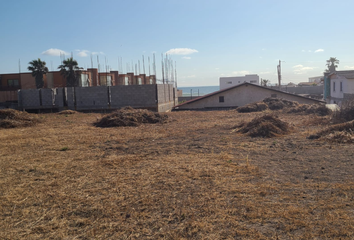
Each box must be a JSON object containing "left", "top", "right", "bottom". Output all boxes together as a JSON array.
[
  {"left": 157, "top": 84, "right": 175, "bottom": 103},
  {"left": 54, "top": 88, "right": 64, "bottom": 107},
  {"left": 75, "top": 86, "right": 109, "bottom": 110},
  {"left": 110, "top": 85, "right": 156, "bottom": 108},
  {"left": 40, "top": 89, "right": 54, "bottom": 107},
  {"left": 18, "top": 84, "right": 177, "bottom": 112},
  {"left": 19, "top": 89, "right": 40, "bottom": 108},
  {"left": 66, "top": 87, "right": 75, "bottom": 109}
]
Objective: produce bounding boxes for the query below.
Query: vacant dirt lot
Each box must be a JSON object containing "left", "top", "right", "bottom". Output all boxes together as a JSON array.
[{"left": 1, "top": 110, "right": 354, "bottom": 239}]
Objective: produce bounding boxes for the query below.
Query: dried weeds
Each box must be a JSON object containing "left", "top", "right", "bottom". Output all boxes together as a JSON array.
[
  {"left": 287, "top": 104, "right": 331, "bottom": 116},
  {"left": 263, "top": 97, "right": 299, "bottom": 110},
  {"left": 235, "top": 114, "right": 291, "bottom": 138},
  {"left": 0, "top": 109, "right": 41, "bottom": 128},
  {"left": 308, "top": 120, "right": 354, "bottom": 143},
  {"left": 1, "top": 111, "right": 354, "bottom": 239},
  {"left": 236, "top": 102, "right": 269, "bottom": 113},
  {"left": 58, "top": 110, "right": 77, "bottom": 115},
  {"left": 94, "top": 106, "right": 169, "bottom": 127}
]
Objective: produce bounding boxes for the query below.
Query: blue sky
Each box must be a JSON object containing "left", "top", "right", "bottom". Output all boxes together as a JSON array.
[{"left": 1, "top": 0, "right": 354, "bottom": 86}]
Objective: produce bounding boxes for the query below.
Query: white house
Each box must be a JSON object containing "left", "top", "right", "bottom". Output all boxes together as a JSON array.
[
  {"left": 220, "top": 74, "right": 259, "bottom": 89},
  {"left": 174, "top": 82, "right": 324, "bottom": 110},
  {"left": 326, "top": 71, "right": 354, "bottom": 105}
]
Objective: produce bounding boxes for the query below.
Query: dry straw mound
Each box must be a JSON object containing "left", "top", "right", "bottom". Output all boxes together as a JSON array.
[
  {"left": 58, "top": 110, "right": 77, "bottom": 115},
  {"left": 308, "top": 120, "right": 354, "bottom": 143},
  {"left": 0, "top": 109, "right": 41, "bottom": 128},
  {"left": 94, "top": 107, "right": 168, "bottom": 127},
  {"left": 263, "top": 97, "right": 299, "bottom": 110},
  {"left": 237, "top": 97, "right": 331, "bottom": 116},
  {"left": 236, "top": 102, "right": 269, "bottom": 113},
  {"left": 287, "top": 104, "right": 331, "bottom": 116},
  {"left": 235, "top": 114, "right": 290, "bottom": 138},
  {"left": 331, "top": 100, "right": 354, "bottom": 123}
]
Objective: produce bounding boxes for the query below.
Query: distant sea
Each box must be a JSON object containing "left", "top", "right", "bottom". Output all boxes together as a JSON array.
[{"left": 178, "top": 86, "right": 220, "bottom": 97}]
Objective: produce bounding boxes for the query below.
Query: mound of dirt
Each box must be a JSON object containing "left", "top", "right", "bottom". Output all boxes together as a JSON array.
[
  {"left": 0, "top": 109, "right": 41, "bottom": 128},
  {"left": 287, "top": 104, "right": 331, "bottom": 116},
  {"left": 308, "top": 120, "right": 354, "bottom": 143},
  {"left": 94, "top": 107, "right": 169, "bottom": 127},
  {"left": 263, "top": 97, "right": 299, "bottom": 110},
  {"left": 58, "top": 110, "right": 77, "bottom": 115},
  {"left": 234, "top": 114, "right": 291, "bottom": 138},
  {"left": 236, "top": 102, "right": 268, "bottom": 113}
]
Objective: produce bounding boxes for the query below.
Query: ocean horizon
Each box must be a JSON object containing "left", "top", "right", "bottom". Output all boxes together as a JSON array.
[{"left": 178, "top": 86, "right": 219, "bottom": 97}]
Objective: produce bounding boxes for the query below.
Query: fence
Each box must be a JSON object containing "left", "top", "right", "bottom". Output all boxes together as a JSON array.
[{"left": 18, "top": 84, "right": 177, "bottom": 112}]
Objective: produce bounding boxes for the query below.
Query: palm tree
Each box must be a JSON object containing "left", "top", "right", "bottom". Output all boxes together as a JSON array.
[
  {"left": 326, "top": 57, "right": 339, "bottom": 72},
  {"left": 58, "top": 57, "right": 82, "bottom": 87},
  {"left": 28, "top": 58, "right": 48, "bottom": 88},
  {"left": 261, "top": 79, "right": 270, "bottom": 87}
]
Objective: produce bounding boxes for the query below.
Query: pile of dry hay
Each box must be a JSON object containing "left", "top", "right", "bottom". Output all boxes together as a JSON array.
[
  {"left": 58, "top": 110, "right": 77, "bottom": 115},
  {"left": 308, "top": 120, "right": 354, "bottom": 143},
  {"left": 236, "top": 97, "right": 331, "bottom": 116},
  {"left": 0, "top": 109, "right": 41, "bottom": 128},
  {"left": 236, "top": 102, "right": 268, "bottom": 113},
  {"left": 287, "top": 104, "right": 331, "bottom": 116},
  {"left": 94, "top": 107, "right": 168, "bottom": 127},
  {"left": 234, "top": 114, "right": 291, "bottom": 138},
  {"left": 263, "top": 97, "right": 299, "bottom": 110}
]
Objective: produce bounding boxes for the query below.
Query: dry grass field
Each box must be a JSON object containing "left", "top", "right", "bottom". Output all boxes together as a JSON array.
[{"left": 1, "top": 109, "right": 354, "bottom": 239}]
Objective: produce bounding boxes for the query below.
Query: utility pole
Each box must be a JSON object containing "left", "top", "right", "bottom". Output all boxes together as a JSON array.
[{"left": 277, "top": 60, "right": 281, "bottom": 90}]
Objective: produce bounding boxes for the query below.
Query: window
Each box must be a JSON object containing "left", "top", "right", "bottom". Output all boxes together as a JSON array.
[
  {"left": 125, "top": 77, "right": 129, "bottom": 85},
  {"left": 227, "top": 81, "right": 232, "bottom": 84},
  {"left": 340, "top": 82, "right": 343, "bottom": 92},
  {"left": 333, "top": 82, "right": 336, "bottom": 92},
  {"left": 150, "top": 79, "right": 153, "bottom": 84},
  {"left": 100, "top": 75, "right": 112, "bottom": 86},
  {"left": 80, "top": 74, "right": 89, "bottom": 87},
  {"left": 8, "top": 79, "right": 19, "bottom": 87},
  {"left": 138, "top": 78, "right": 142, "bottom": 85},
  {"left": 250, "top": 80, "right": 257, "bottom": 83},
  {"left": 219, "top": 96, "right": 224, "bottom": 102}
]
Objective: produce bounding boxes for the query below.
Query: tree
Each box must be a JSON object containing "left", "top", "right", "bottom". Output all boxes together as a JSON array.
[
  {"left": 261, "top": 79, "right": 270, "bottom": 86},
  {"left": 58, "top": 57, "right": 82, "bottom": 87},
  {"left": 326, "top": 57, "right": 339, "bottom": 72},
  {"left": 28, "top": 58, "right": 48, "bottom": 88}
]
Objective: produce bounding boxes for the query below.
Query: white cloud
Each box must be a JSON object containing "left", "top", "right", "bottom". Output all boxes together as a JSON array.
[
  {"left": 315, "top": 49, "right": 324, "bottom": 53},
  {"left": 308, "top": 50, "right": 312, "bottom": 52},
  {"left": 301, "top": 50, "right": 306, "bottom": 52},
  {"left": 42, "top": 48, "right": 69, "bottom": 56},
  {"left": 260, "top": 71, "right": 271, "bottom": 74},
  {"left": 182, "top": 56, "right": 191, "bottom": 60},
  {"left": 92, "top": 51, "right": 105, "bottom": 55},
  {"left": 76, "top": 50, "right": 89, "bottom": 57},
  {"left": 344, "top": 66, "right": 354, "bottom": 70},
  {"left": 166, "top": 48, "right": 198, "bottom": 55},
  {"left": 293, "top": 64, "right": 315, "bottom": 74},
  {"left": 232, "top": 71, "right": 251, "bottom": 75}
]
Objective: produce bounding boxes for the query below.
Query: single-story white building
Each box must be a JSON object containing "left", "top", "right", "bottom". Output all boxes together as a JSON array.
[
  {"left": 174, "top": 82, "right": 324, "bottom": 110},
  {"left": 220, "top": 74, "right": 259, "bottom": 90}
]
